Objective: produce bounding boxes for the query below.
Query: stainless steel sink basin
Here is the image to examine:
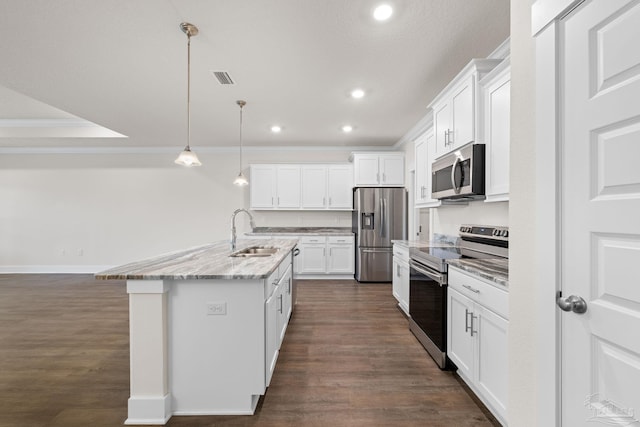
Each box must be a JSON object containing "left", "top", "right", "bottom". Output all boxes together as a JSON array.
[{"left": 230, "top": 246, "right": 278, "bottom": 257}]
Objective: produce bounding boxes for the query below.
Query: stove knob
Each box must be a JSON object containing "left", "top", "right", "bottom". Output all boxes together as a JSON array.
[
  {"left": 492, "top": 229, "right": 498, "bottom": 236},
  {"left": 503, "top": 230, "right": 509, "bottom": 238}
]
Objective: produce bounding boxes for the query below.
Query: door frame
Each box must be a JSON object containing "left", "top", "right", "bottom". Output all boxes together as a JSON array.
[{"left": 533, "top": 1, "right": 585, "bottom": 426}]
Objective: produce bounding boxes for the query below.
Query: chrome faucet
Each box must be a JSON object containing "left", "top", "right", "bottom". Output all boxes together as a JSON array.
[{"left": 230, "top": 208, "right": 256, "bottom": 251}]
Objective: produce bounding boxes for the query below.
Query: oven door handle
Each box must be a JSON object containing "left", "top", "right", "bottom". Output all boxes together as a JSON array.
[{"left": 410, "top": 260, "right": 446, "bottom": 284}]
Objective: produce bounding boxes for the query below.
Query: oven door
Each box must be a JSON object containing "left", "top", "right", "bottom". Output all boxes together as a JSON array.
[{"left": 408, "top": 260, "right": 448, "bottom": 369}]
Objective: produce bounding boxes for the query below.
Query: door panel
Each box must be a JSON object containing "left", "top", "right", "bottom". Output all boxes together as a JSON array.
[
  {"left": 561, "top": 1, "right": 640, "bottom": 424},
  {"left": 355, "top": 248, "right": 392, "bottom": 282}
]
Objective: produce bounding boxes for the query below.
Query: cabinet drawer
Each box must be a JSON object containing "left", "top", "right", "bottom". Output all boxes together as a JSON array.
[
  {"left": 299, "top": 236, "right": 326, "bottom": 244},
  {"left": 393, "top": 245, "right": 409, "bottom": 261},
  {"left": 448, "top": 267, "right": 508, "bottom": 319},
  {"left": 327, "top": 235, "right": 354, "bottom": 244}
]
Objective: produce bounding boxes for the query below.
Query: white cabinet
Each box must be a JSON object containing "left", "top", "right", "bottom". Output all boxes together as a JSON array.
[
  {"left": 414, "top": 128, "right": 441, "bottom": 208},
  {"left": 250, "top": 165, "right": 277, "bottom": 209},
  {"left": 351, "top": 153, "right": 405, "bottom": 187},
  {"left": 429, "top": 59, "right": 502, "bottom": 157},
  {"left": 301, "top": 164, "right": 353, "bottom": 210},
  {"left": 250, "top": 165, "right": 300, "bottom": 209},
  {"left": 297, "top": 236, "right": 327, "bottom": 274},
  {"left": 480, "top": 60, "right": 511, "bottom": 202},
  {"left": 326, "top": 236, "right": 355, "bottom": 274},
  {"left": 326, "top": 165, "right": 353, "bottom": 209},
  {"left": 297, "top": 235, "right": 354, "bottom": 277},
  {"left": 275, "top": 165, "right": 301, "bottom": 208},
  {"left": 447, "top": 267, "right": 508, "bottom": 426},
  {"left": 251, "top": 163, "right": 352, "bottom": 210},
  {"left": 265, "top": 257, "right": 293, "bottom": 386},
  {"left": 392, "top": 244, "right": 410, "bottom": 315}
]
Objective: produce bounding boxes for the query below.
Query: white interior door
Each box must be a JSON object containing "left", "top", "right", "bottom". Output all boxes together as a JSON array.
[{"left": 560, "top": 1, "right": 640, "bottom": 425}]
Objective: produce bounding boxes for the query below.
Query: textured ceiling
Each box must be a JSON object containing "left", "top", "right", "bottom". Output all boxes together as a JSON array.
[{"left": 0, "top": 0, "right": 510, "bottom": 148}]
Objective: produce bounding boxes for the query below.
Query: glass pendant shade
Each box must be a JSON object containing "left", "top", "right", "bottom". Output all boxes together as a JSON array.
[
  {"left": 174, "top": 146, "right": 202, "bottom": 167},
  {"left": 233, "top": 171, "right": 249, "bottom": 186}
]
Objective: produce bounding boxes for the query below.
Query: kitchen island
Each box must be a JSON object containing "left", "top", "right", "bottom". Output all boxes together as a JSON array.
[{"left": 96, "top": 239, "right": 298, "bottom": 425}]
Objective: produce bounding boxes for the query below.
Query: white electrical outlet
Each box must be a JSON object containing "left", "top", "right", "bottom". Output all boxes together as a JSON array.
[{"left": 206, "top": 302, "right": 227, "bottom": 316}]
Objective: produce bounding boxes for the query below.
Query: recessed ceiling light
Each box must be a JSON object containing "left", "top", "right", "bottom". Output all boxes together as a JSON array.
[
  {"left": 271, "top": 125, "right": 282, "bottom": 133},
  {"left": 342, "top": 125, "right": 353, "bottom": 133},
  {"left": 350, "top": 89, "right": 365, "bottom": 99},
  {"left": 373, "top": 4, "right": 393, "bottom": 21}
]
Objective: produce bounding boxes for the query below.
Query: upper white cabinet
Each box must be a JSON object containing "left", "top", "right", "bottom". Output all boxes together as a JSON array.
[
  {"left": 251, "top": 164, "right": 352, "bottom": 210},
  {"left": 351, "top": 152, "right": 405, "bottom": 187},
  {"left": 301, "top": 165, "right": 353, "bottom": 210},
  {"left": 414, "top": 128, "right": 441, "bottom": 208},
  {"left": 480, "top": 60, "right": 511, "bottom": 202},
  {"left": 429, "top": 59, "right": 502, "bottom": 156}
]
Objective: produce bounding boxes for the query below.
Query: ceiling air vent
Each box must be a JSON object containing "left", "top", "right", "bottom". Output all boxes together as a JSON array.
[{"left": 212, "top": 71, "right": 235, "bottom": 85}]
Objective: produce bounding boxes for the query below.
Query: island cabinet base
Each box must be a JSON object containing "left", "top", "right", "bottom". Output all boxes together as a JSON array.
[{"left": 124, "top": 254, "right": 293, "bottom": 425}]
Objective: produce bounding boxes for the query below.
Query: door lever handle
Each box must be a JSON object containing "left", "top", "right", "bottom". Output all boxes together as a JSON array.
[{"left": 556, "top": 292, "right": 587, "bottom": 314}]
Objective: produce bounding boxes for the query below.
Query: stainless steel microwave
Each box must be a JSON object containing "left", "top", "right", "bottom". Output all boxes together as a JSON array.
[{"left": 431, "top": 143, "right": 485, "bottom": 200}]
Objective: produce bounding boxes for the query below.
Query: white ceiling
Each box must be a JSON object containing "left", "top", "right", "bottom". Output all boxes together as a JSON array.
[{"left": 0, "top": 0, "right": 510, "bottom": 149}]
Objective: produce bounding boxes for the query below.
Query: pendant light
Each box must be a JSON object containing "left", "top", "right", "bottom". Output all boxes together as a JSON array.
[
  {"left": 233, "top": 100, "right": 249, "bottom": 186},
  {"left": 174, "top": 22, "right": 202, "bottom": 167}
]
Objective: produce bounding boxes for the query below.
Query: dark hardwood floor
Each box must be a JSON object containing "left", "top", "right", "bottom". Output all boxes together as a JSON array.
[{"left": 0, "top": 275, "right": 498, "bottom": 427}]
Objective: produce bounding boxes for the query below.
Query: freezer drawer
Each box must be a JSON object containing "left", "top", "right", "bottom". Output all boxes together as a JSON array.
[{"left": 355, "top": 247, "right": 393, "bottom": 282}]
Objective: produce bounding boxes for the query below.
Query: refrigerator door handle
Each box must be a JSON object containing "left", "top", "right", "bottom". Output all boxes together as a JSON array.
[{"left": 379, "top": 198, "right": 385, "bottom": 238}]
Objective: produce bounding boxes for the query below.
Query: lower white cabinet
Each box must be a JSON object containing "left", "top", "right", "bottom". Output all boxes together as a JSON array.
[
  {"left": 265, "top": 260, "right": 293, "bottom": 386},
  {"left": 297, "top": 235, "right": 354, "bottom": 277},
  {"left": 447, "top": 267, "right": 508, "bottom": 426},
  {"left": 392, "top": 244, "right": 410, "bottom": 315}
]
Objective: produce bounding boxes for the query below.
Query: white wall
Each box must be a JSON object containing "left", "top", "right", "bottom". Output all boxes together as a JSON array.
[
  {"left": 508, "top": 0, "right": 537, "bottom": 425},
  {"left": 431, "top": 201, "right": 509, "bottom": 237},
  {"left": 0, "top": 148, "right": 359, "bottom": 272}
]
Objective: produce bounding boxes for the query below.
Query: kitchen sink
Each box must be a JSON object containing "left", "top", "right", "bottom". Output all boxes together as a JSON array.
[{"left": 230, "top": 246, "right": 279, "bottom": 257}]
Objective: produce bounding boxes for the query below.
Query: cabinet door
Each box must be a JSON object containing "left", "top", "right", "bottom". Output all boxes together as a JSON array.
[
  {"left": 424, "top": 131, "right": 440, "bottom": 205},
  {"left": 276, "top": 270, "right": 292, "bottom": 345},
  {"left": 265, "top": 289, "right": 279, "bottom": 386},
  {"left": 451, "top": 76, "right": 475, "bottom": 150},
  {"left": 399, "top": 261, "right": 410, "bottom": 315},
  {"left": 276, "top": 165, "right": 301, "bottom": 208},
  {"left": 353, "top": 154, "right": 380, "bottom": 186},
  {"left": 301, "top": 165, "right": 327, "bottom": 209},
  {"left": 476, "top": 305, "right": 508, "bottom": 422},
  {"left": 447, "top": 287, "right": 475, "bottom": 380},
  {"left": 327, "top": 165, "right": 353, "bottom": 209},
  {"left": 250, "top": 165, "right": 276, "bottom": 209},
  {"left": 380, "top": 155, "right": 404, "bottom": 186},
  {"left": 414, "top": 136, "right": 427, "bottom": 204},
  {"left": 327, "top": 244, "right": 354, "bottom": 274},
  {"left": 484, "top": 71, "right": 510, "bottom": 201},
  {"left": 392, "top": 258, "right": 402, "bottom": 303},
  {"left": 433, "top": 101, "right": 451, "bottom": 155},
  {"left": 298, "top": 243, "right": 326, "bottom": 274}
]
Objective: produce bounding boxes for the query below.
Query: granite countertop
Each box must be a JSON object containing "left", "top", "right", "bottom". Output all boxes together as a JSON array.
[
  {"left": 392, "top": 240, "right": 456, "bottom": 249},
  {"left": 447, "top": 258, "right": 509, "bottom": 287},
  {"left": 95, "top": 238, "right": 298, "bottom": 281},
  {"left": 247, "top": 227, "right": 353, "bottom": 236}
]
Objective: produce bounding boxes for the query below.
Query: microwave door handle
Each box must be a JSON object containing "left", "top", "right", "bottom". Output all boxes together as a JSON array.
[{"left": 451, "top": 156, "right": 461, "bottom": 194}]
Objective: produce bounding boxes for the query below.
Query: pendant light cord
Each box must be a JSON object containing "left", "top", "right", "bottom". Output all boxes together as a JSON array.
[
  {"left": 186, "top": 33, "right": 192, "bottom": 150},
  {"left": 239, "top": 103, "right": 243, "bottom": 170}
]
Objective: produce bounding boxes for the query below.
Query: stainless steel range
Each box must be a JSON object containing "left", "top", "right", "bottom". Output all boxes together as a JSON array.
[{"left": 408, "top": 225, "right": 508, "bottom": 369}]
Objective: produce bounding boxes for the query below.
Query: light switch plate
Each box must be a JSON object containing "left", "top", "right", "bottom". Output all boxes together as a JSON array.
[{"left": 206, "top": 302, "right": 227, "bottom": 315}]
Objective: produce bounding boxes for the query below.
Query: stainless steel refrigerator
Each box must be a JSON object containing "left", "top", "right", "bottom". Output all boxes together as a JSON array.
[{"left": 353, "top": 187, "right": 407, "bottom": 282}]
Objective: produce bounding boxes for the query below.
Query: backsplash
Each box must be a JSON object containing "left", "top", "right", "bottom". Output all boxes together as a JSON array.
[
  {"left": 430, "top": 201, "right": 509, "bottom": 238},
  {"left": 250, "top": 211, "right": 352, "bottom": 228}
]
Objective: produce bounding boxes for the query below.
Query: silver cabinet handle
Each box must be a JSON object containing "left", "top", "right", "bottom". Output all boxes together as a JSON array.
[
  {"left": 279, "top": 294, "right": 283, "bottom": 313},
  {"left": 556, "top": 293, "right": 587, "bottom": 314},
  {"left": 462, "top": 284, "right": 480, "bottom": 294},
  {"left": 329, "top": 248, "right": 333, "bottom": 256},
  {"left": 444, "top": 129, "right": 448, "bottom": 146},
  {"left": 329, "top": 197, "right": 332, "bottom": 206},
  {"left": 383, "top": 173, "right": 386, "bottom": 182},
  {"left": 376, "top": 172, "right": 380, "bottom": 183},
  {"left": 271, "top": 197, "right": 274, "bottom": 206},
  {"left": 323, "top": 197, "right": 326, "bottom": 206},
  {"left": 288, "top": 277, "right": 291, "bottom": 294},
  {"left": 470, "top": 313, "right": 477, "bottom": 336},
  {"left": 465, "top": 309, "right": 471, "bottom": 333}
]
